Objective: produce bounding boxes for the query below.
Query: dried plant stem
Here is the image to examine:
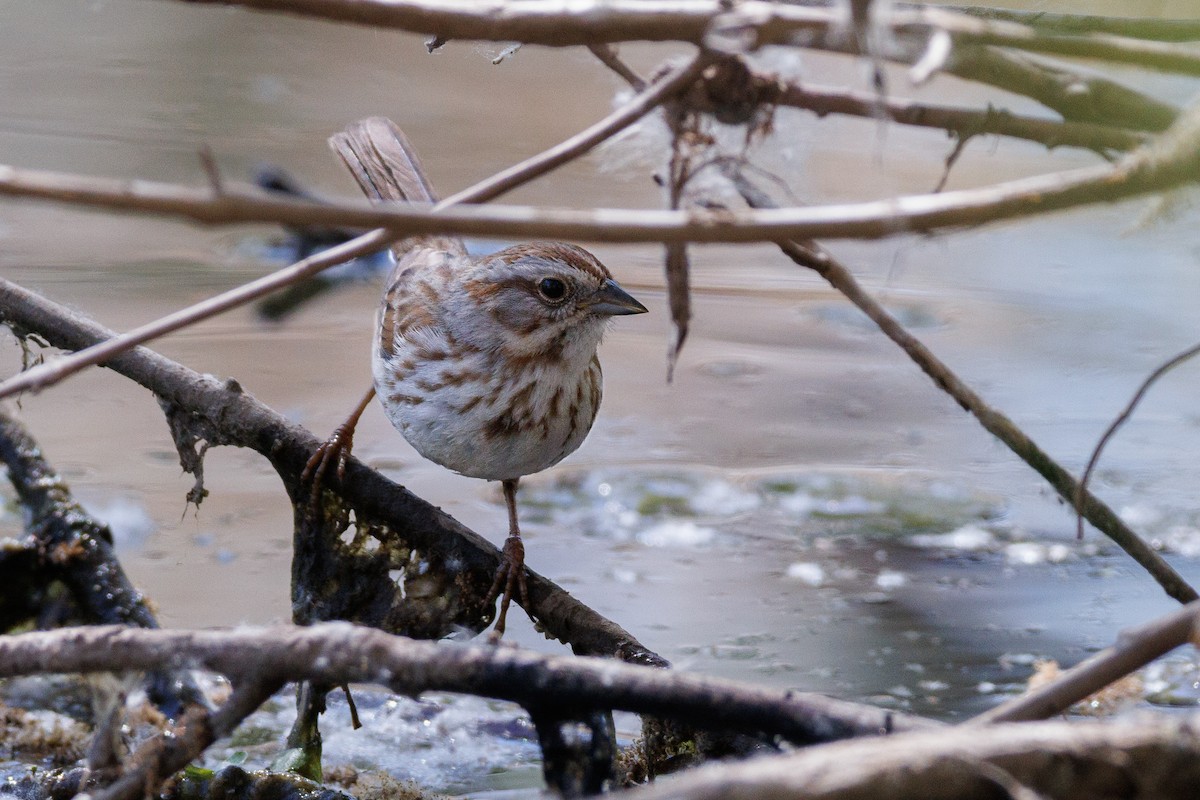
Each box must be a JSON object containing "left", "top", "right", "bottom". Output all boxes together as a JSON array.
[{"left": 0, "top": 52, "right": 711, "bottom": 400}]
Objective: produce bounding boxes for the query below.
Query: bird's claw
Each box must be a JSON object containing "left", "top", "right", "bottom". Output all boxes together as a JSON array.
[
  {"left": 301, "top": 422, "right": 355, "bottom": 513},
  {"left": 486, "top": 535, "right": 531, "bottom": 640}
]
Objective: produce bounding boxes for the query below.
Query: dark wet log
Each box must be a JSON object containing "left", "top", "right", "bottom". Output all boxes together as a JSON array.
[
  {"left": 529, "top": 708, "right": 619, "bottom": 797},
  {"left": 0, "top": 409, "right": 206, "bottom": 717},
  {"left": 169, "top": 765, "right": 358, "bottom": 800}
]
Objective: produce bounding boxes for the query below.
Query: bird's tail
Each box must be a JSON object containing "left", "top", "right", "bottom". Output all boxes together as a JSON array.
[
  {"left": 329, "top": 116, "right": 440, "bottom": 204},
  {"left": 329, "top": 117, "right": 465, "bottom": 260}
]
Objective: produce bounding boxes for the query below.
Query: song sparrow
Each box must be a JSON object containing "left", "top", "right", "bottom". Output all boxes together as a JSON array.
[{"left": 307, "top": 118, "right": 647, "bottom": 636}]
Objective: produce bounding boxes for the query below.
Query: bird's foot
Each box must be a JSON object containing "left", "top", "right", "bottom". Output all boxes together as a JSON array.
[
  {"left": 485, "top": 534, "right": 532, "bottom": 640},
  {"left": 301, "top": 420, "right": 356, "bottom": 513}
]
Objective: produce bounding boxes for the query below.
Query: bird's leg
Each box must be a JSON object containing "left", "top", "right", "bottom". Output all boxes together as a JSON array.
[
  {"left": 301, "top": 386, "right": 376, "bottom": 510},
  {"left": 487, "top": 477, "right": 532, "bottom": 638}
]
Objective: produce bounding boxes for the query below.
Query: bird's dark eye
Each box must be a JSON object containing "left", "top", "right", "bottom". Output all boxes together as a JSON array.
[{"left": 537, "top": 277, "right": 567, "bottom": 302}]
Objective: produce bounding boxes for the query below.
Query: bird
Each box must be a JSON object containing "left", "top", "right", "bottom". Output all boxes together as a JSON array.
[{"left": 306, "top": 117, "right": 647, "bottom": 636}]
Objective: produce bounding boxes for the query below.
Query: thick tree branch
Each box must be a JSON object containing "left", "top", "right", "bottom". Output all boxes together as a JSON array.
[
  {"left": 624, "top": 711, "right": 1200, "bottom": 800},
  {"left": 163, "top": 0, "right": 1184, "bottom": 131},
  {"left": 905, "top": 8, "right": 1200, "bottom": 77},
  {"left": 772, "top": 79, "right": 1147, "bottom": 154},
  {"left": 944, "top": 45, "right": 1180, "bottom": 132},
  {"left": 945, "top": 6, "right": 1200, "bottom": 42},
  {"left": 0, "top": 277, "right": 661, "bottom": 663},
  {"left": 0, "top": 624, "right": 937, "bottom": 744},
  {"left": 0, "top": 410, "right": 207, "bottom": 717}
]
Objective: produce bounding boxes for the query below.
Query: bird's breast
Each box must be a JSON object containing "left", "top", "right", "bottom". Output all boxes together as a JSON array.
[{"left": 373, "top": 341, "right": 602, "bottom": 481}]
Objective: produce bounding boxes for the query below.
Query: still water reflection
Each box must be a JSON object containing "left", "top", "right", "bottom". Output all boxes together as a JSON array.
[{"left": 2, "top": 0, "right": 1200, "bottom": 792}]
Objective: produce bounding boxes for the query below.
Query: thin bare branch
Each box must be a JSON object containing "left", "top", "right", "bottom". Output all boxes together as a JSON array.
[
  {"left": 772, "top": 79, "right": 1147, "bottom": 154},
  {"left": 1075, "top": 341, "right": 1200, "bottom": 539},
  {"left": 0, "top": 228, "right": 395, "bottom": 400},
  {"left": 0, "top": 52, "right": 711, "bottom": 400},
  {"left": 716, "top": 164, "right": 1197, "bottom": 606},
  {"left": 588, "top": 43, "right": 647, "bottom": 91},
  {"left": 163, "top": 0, "right": 1200, "bottom": 78},
  {"left": 774, "top": 243, "right": 1198, "bottom": 606},
  {"left": 970, "top": 601, "right": 1200, "bottom": 724},
  {"left": 2, "top": 98, "right": 1200, "bottom": 246},
  {"left": 167, "top": 0, "right": 727, "bottom": 45}
]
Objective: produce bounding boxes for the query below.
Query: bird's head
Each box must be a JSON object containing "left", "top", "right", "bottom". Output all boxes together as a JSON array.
[{"left": 462, "top": 242, "right": 647, "bottom": 360}]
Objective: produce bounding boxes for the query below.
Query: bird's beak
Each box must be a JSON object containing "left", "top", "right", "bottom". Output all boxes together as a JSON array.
[{"left": 588, "top": 279, "right": 648, "bottom": 316}]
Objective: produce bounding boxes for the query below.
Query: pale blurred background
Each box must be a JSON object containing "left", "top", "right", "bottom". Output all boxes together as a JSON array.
[{"left": 1, "top": 0, "right": 1199, "bottom": 730}]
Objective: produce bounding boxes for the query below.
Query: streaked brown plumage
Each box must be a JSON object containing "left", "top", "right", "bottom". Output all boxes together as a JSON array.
[{"left": 311, "top": 118, "right": 647, "bottom": 636}]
